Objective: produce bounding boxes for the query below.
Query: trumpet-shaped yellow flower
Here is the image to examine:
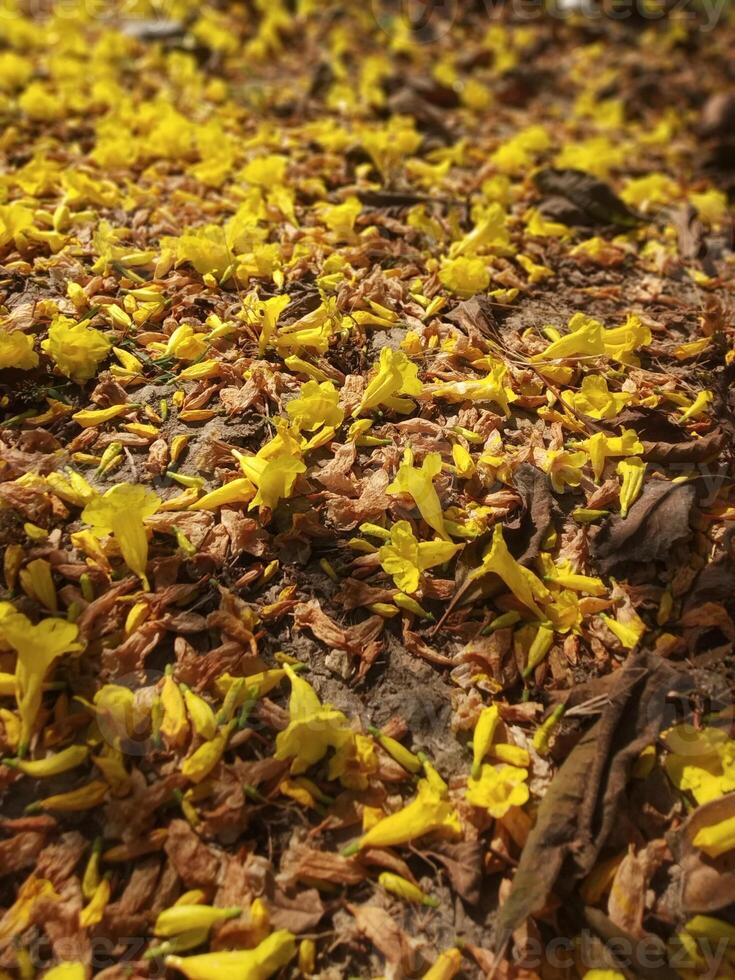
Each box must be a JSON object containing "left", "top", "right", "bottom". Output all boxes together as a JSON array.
[
  {"left": 602, "top": 314, "right": 652, "bottom": 365},
  {"left": 182, "top": 686, "right": 217, "bottom": 739},
  {"left": 0, "top": 328, "right": 38, "bottom": 370},
  {"left": 680, "top": 389, "right": 713, "bottom": 422},
  {"left": 42, "top": 963, "right": 86, "bottom": 980},
  {"left": 662, "top": 725, "right": 735, "bottom": 805},
  {"left": 81, "top": 483, "right": 161, "bottom": 587},
  {"left": 189, "top": 478, "right": 255, "bottom": 511},
  {"left": 465, "top": 763, "right": 529, "bottom": 817},
  {"left": 471, "top": 705, "right": 500, "bottom": 779},
  {"left": 423, "top": 948, "right": 463, "bottom": 980},
  {"left": 355, "top": 347, "right": 422, "bottom": 416},
  {"left": 533, "top": 313, "right": 651, "bottom": 364},
  {"left": 428, "top": 360, "right": 516, "bottom": 417},
  {"left": 41, "top": 316, "right": 112, "bottom": 383},
  {"left": 7, "top": 744, "right": 89, "bottom": 778},
  {"left": 561, "top": 375, "right": 632, "bottom": 420},
  {"left": 234, "top": 425, "right": 306, "bottom": 512},
  {"left": 378, "top": 521, "right": 461, "bottom": 593},
  {"left": 93, "top": 684, "right": 136, "bottom": 749},
  {"left": 538, "top": 555, "right": 606, "bottom": 596},
  {"left": 540, "top": 448, "right": 588, "bottom": 493},
  {"left": 19, "top": 558, "right": 57, "bottom": 611},
  {"left": 573, "top": 429, "right": 644, "bottom": 482},
  {"left": 2, "top": 612, "right": 82, "bottom": 752},
  {"left": 32, "top": 780, "right": 109, "bottom": 812},
  {"left": 470, "top": 523, "right": 551, "bottom": 618},
  {"left": 160, "top": 669, "right": 188, "bottom": 747},
  {"left": 439, "top": 256, "right": 491, "bottom": 297},
  {"left": 256, "top": 293, "right": 291, "bottom": 355},
  {"left": 0, "top": 876, "right": 59, "bottom": 948},
  {"left": 274, "top": 666, "right": 352, "bottom": 774},
  {"left": 387, "top": 450, "right": 449, "bottom": 540},
  {"left": 166, "top": 930, "right": 296, "bottom": 980},
  {"left": 71, "top": 404, "right": 130, "bottom": 428},
  {"left": 155, "top": 903, "right": 241, "bottom": 938},
  {"left": 328, "top": 732, "right": 378, "bottom": 790},
  {"left": 617, "top": 457, "right": 646, "bottom": 517},
  {"left": 287, "top": 380, "right": 344, "bottom": 431},
  {"left": 379, "top": 872, "right": 438, "bottom": 907},
  {"left": 357, "top": 776, "right": 462, "bottom": 849},
  {"left": 181, "top": 725, "right": 230, "bottom": 783}
]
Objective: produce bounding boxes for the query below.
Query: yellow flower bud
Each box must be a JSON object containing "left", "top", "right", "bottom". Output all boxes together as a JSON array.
[
  {"left": 154, "top": 904, "right": 241, "bottom": 938},
  {"left": 378, "top": 872, "right": 438, "bottom": 907}
]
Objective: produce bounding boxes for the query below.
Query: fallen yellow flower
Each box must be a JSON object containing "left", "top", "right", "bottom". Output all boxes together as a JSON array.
[
  {"left": 357, "top": 777, "right": 461, "bottom": 850},
  {"left": 81, "top": 483, "right": 161, "bottom": 588},
  {"left": 166, "top": 929, "right": 296, "bottom": 980}
]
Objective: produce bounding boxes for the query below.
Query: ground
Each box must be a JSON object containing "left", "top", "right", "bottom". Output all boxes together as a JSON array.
[{"left": 0, "top": 1, "right": 735, "bottom": 978}]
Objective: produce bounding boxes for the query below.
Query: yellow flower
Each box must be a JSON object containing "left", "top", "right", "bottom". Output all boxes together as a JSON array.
[
  {"left": 234, "top": 425, "right": 306, "bottom": 512},
  {"left": 423, "top": 948, "right": 463, "bottom": 980},
  {"left": 182, "top": 685, "right": 217, "bottom": 739},
  {"left": 450, "top": 205, "right": 512, "bottom": 258},
  {"left": 465, "top": 763, "right": 529, "bottom": 817},
  {"left": 601, "top": 609, "right": 647, "bottom": 650},
  {"left": 561, "top": 376, "right": 631, "bottom": 420},
  {"left": 1, "top": 612, "right": 82, "bottom": 752},
  {"left": 256, "top": 294, "right": 291, "bottom": 355},
  {"left": 470, "top": 523, "right": 551, "bottom": 619},
  {"left": 328, "top": 732, "right": 378, "bottom": 790},
  {"left": 0, "top": 328, "right": 38, "bottom": 370},
  {"left": 166, "top": 929, "right": 296, "bottom": 980},
  {"left": 471, "top": 705, "right": 500, "bottom": 779},
  {"left": 378, "top": 521, "right": 461, "bottom": 593},
  {"left": 0, "top": 876, "right": 59, "bottom": 948},
  {"left": 189, "top": 478, "right": 255, "bottom": 511},
  {"left": 357, "top": 777, "right": 461, "bottom": 849},
  {"left": 160, "top": 668, "right": 188, "bottom": 747},
  {"left": 19, "top": 558, "right": 57, "bottom": 611},
  {"left": 439, "top": 256, "right": 490, "bottom": 297},
  {"left": 573, "top": 429, "right": 644, "bottom": 482},
  {"left": 42, "top": 964, "right": 86, "bottom": 980},
  {"left": 680, "top": 389, "right": 713, "bottom": 422},
  {"left": 32, "top": 780, "right": 109, "bottom": 812},
  {"left": 92, "top": 684, "right": 136, "bottom": 749},
  {"left": 533, "top": 313, "right": 651, "bottom": 365},
  {"left": 155, "top": 904, "right": 241, "bottom": 938},
  {"left": 693, "top": 815, "right": 735, "bottom": 858},
  {"left": 79, "top": 876, "right": 110, "bottom": 927},
  {"left": 274, "top": 666, "right": 352, "bottom": 774},
  {"left": 538, "top": 556, "right": 606, "bottom": 596},
  {"left": 41, "top": 316, "right": 112, "bottom": 383},
  {"left": 378, "top": 872, "right": 438, "bottom": 907},
  {"left": 6, "top": 744, "right": 89, "bottom": 778},
  {"left": 81, "top": 483, "right": 161, "bottom": 587},
  {"left": 181, "top": 725, "right": 230, "bottom": 783},
  {"left": 620, "top": 173, "right": 678, "bottom": 210},
  {"left": 71, "top": 404, "right": 130, "bottom": 428},
  {"left": 428, "top": 359, "right": 516, "bottom": 417},
  {"left": 602, "top": 314, "right": 652, "bottom": 365},
  {"left": 540, "top": 448, "right": 588, "bottom": 493},
  {"left": 662, "top": 725, "right": 735, "bottom": 804},
  {"left": 355, "top": 347, "right": 422, "bottom": 416},
  {"left": 287, "top": 380, "right": 344, "bottom": 431},
  {"left": 617, "top": 457, "right": 646, "bottom": 517},
  {"left": 387, "top": 450, "right": 449, "bottom": 540},
  {"left": 319, "top": 196, "right": 362, "bottom": 239}
]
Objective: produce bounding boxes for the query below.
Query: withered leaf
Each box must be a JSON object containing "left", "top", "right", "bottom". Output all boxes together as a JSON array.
[
  {"left": 670, "top": 791, "right": 735, "bottom": 914},
  {"left": 592, "top": 480, "right": 696, "bottom": 573},
  {"left": 493, "top": 651, "right": 687, "bottom": 954},
  {"left": 533, "top": 168, "right": 641, "bottom": 227}
]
